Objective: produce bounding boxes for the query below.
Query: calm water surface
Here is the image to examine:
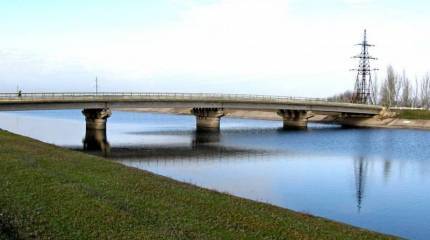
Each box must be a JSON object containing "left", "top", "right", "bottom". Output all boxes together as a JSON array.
[{"left": 0, "top": 110, "right": 429, "bottom": 239}]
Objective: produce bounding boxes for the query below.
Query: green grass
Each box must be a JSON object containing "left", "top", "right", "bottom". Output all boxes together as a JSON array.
[
  {"left": 0, "top": 130, "right": 397, "bottom": 239},
  {"left": 397, "top": 109, "right": 430, "bottom": 120}
]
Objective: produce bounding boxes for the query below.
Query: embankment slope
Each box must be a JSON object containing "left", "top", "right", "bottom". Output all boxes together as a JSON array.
[{"left": 0, "top": 130, "right": 396, "bottom": 239}]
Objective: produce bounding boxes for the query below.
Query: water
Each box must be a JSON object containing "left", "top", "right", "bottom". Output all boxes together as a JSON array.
[{"left": 1, "top": 110, "right": 429, "bottom": 239}]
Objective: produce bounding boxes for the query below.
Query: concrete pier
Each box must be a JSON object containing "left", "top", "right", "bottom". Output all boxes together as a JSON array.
[
  {"left": 82, "top": 108, "right": 112, "bottom": 130},
  {"left": 277, "top": 110, "right": 309, "bottom": 130},
  {"left": 192, "top": 108, "right": 224, "bottom": 131}
]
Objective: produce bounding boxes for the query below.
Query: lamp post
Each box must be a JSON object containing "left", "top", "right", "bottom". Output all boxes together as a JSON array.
[{"left": 95, "top": 77, "right": 98, "bottom": 95}]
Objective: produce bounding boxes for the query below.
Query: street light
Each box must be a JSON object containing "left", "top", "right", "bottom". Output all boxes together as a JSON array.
[{"left": 95, "top": 77, "right": 98, "bottom": 94}]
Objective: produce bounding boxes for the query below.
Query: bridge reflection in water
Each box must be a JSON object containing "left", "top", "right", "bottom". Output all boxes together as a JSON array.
[
  {"left": 80, "top": 127, "right": 382, "bottom": 213},
  {"left": 82, "top": 129, "right": 110, "bottom": 157},
  {"left": 81, "top": 129, "right": 266, "bottom": 161}
]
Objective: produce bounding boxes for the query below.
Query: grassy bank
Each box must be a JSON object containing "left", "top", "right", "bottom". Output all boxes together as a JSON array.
[
  {"left": 0, "top": 130, "right": 396, "bottom": 239},
  {"left": 396, "top": 109, "right": 430, "bottom": 120}
]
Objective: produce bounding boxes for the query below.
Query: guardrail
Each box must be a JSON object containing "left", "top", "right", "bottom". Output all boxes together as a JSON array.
[
  {"left": 0, "top": 92, "right": 336, "bottom": 102},
  {"left": 0, "top": 92, "right": 381, "bottom": 108}
]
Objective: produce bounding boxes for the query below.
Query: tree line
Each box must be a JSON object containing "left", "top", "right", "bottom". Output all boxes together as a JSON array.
[{"left": 329, "top": 65, "right": 430, "bottom": 108}]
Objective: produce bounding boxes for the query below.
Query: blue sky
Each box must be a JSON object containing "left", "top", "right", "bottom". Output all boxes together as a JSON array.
[{"left": 1, "top": 0, "right": 429, "bottom": 96}]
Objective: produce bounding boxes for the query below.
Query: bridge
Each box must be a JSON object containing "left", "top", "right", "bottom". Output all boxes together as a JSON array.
[{"left": 0, "top": 92, "right": 383, "bottom": 131}]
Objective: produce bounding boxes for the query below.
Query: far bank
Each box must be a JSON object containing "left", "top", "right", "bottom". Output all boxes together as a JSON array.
[{"left": 120, "top": 108, "right": 430, "bottom": 130}]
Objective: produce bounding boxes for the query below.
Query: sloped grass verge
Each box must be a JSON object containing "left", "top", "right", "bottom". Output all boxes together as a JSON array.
[{"left": 0, "top": 130, "right": 397, "bottom": 239}]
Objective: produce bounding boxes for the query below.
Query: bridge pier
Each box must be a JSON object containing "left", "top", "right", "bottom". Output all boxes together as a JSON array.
[
  {"left": 82, "top": 108, "right": 112, "bottom": 130},
  {"left": 277, "top": 110, "right": 309, "bottom": 130},
  {"left": 192, "top": 108, "right": 224, "bottom": 131}
]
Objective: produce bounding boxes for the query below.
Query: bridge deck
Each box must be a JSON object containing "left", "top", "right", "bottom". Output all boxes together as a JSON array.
[{"left": 0, "top": 92, "right": 383, "bottom": 115}]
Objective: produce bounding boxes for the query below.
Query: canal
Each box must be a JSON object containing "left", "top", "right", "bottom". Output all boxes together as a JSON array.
[{"left": 0, "top": 110, "right": 429, "bottom": 239}]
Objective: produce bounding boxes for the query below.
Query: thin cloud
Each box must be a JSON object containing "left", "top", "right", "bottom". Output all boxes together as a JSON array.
[{"left": 1, "top": 0, "right": 429, "bottom": 96}]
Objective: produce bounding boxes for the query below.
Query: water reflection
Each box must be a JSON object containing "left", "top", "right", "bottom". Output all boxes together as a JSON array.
[
  {"left": 354, "top": 157, "right": 368, "bottom": 212},
  {"left": 192, "top": 130, "right": 221, "bottom": 146},
  {"left": 81, "top": 127, "right": 387, "bottom": 216},
  {"left": 82, "top": 129, "right": 110, "bottom": 157},
  {"left": 383, "top": 159, "right": 392, "bottom": 182},
  {"left": 81, "top": 129, "right": 267, "bottom": 161}
]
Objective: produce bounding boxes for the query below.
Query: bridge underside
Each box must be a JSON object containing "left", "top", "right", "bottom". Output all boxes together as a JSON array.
[{"left": 78, "top": 108, "right": 374, "bottom": 132}]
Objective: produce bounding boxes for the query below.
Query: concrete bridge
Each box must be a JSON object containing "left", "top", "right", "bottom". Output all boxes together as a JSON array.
[{"left": 0, "top": 92, "right": 383, "bottom": 131}]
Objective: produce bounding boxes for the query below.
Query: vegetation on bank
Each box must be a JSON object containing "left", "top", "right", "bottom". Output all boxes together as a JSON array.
[
  {"left": 396, "top": 109, "right": 430, "bottom": 120},
  {"left": 0, "top": 130, "right": 396, "bottom": 239},
  {"left": 329, "top": 65, "right": 430, "bottom": 110}
]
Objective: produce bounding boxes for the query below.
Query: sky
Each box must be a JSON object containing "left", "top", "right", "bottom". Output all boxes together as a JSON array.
[{"left": 0, "top": 0, "right": 429, "bottom": 97}]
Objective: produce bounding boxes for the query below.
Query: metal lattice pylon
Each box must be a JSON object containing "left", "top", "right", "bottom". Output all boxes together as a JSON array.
[{"left": 351, "top": 30, "right": 378, "bottom": 104}]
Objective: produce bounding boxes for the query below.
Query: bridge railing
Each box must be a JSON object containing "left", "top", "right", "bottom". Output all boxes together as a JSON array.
[
  {"left": 0, "top": 92, "right": 334, "bottom": 102},
  {"left": 0, "top": 92, "right": 373, "bottom": 106}
]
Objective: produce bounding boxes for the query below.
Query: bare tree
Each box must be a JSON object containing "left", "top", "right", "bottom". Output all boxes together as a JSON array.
[
  {"left": 420, "top": 74, "right": 430, "bottom": 109},
  {"left": 370, "top": 72, "right": 379, "bottom": 104},
  {"left": 328, "top": 90, "right": 353, "bottom": 103},
  {"left": 411, "top": 77, "right": 420, "bottom": 108},
  {"left": 400, "top": 70, "right": 412, "bottom": 107},
  {"left": 380, "top": 65, "right": 400, "bottom": 107},
  {"left": 395, "top": 73, "right": 402, "bottom": 105},
  {"left": 380, "top": 77, "right": 389, "bottom": 107},
  {"left": 329, "top": 67, "right": 430, "bottom": 109}
]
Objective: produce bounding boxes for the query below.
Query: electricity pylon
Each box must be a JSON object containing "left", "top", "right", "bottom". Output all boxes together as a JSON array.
[{"left": 351, "top": 30, "right": 378, "bottom": 104}]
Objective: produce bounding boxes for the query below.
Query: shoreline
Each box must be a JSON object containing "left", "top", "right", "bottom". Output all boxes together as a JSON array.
[
  {"left": 119, "top": 108, "right": 430, "bottom": 130},
  {"left": 0, "top": 129, "right": 397, "bottom": 239}
]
